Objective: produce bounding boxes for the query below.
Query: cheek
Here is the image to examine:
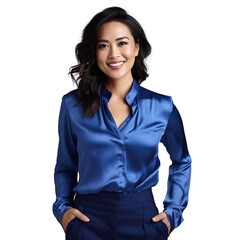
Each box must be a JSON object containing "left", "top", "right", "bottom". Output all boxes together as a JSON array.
[
  {"left": 96, "top": 52, "right": 102, "bottom": 64},
  {"left": 96, "top": 52, "right": 108, "bottom": 74},
  {"left": 96, "top": 50, "right": 107, "bottom": 64},
  {"left": 123, "top": 47, "right": 136, "bottom": 60}
]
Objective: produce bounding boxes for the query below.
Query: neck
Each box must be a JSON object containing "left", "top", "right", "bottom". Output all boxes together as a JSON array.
[{"left": 105, "top": 76, "right": 134, "bottom": 101}]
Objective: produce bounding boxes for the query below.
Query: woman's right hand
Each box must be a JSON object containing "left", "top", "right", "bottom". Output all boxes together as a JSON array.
[{"left": 61, "top": 208, "right": 90, "bottom": 232}]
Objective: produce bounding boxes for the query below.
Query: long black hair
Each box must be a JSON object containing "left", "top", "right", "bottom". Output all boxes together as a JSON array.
[{"left": 69, "top": 6, "right": 151, "bottom": 118}]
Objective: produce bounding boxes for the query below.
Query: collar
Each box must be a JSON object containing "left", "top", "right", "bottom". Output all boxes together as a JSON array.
[{"left": 100, "top": 78, "right": 139, "bottom": 106}]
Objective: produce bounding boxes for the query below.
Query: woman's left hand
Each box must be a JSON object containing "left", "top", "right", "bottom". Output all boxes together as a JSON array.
[{"left": 152, "top": 212, "right": 171, "bottom": 236}]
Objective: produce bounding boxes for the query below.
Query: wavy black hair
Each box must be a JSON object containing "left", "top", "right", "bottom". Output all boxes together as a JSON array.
[{"left": 69, "top": 6, "right": 151, "bottom": 118}]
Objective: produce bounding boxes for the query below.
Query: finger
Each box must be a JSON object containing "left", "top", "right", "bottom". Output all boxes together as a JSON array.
[
  {"left": 72, "top": 209, "right": 90, "bottom": 222},
  {"left": 152, "top": 212, "right": 165, "bottom": 222},
  {"left": 152, "top": 213, "right": 171, "bottom": 235}
]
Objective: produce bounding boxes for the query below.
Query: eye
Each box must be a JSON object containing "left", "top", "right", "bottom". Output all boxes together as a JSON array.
[
  {"left": 98, "top": 44, "right": 108, "bottom": 49},
  {"left": 119, "top": 41, "right": 128, "bottom": 46}
]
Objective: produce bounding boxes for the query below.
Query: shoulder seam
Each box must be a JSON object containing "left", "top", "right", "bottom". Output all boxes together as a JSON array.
[
  {"left": 169, "top": 96, "right": 174, "bottom": 113},
  {"left": 61, "top": 96, "right": 76, "bottom": 138}
]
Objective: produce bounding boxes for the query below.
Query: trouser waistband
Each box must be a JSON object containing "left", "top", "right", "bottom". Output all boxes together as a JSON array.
[{"left": 74, "top": 188, "right": 154, "bottom": 206}]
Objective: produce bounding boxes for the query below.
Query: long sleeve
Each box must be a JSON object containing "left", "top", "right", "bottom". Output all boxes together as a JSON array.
[
  {"left": 52, "top": 82, "right": 192, "bottom": 230},
  {"left": 52, "top": 96, "right": 78, "bottom": 225},
  {"left": 160, "top": 99, "right": 192, "bottom": 233}
]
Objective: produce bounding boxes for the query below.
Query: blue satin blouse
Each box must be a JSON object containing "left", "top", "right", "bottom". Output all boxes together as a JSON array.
[{"left": 52, "top": 78, "right": 192, "bottom": 232}]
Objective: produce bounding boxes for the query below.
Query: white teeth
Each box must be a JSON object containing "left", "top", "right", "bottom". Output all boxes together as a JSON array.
[{"left": 108, "top": 61, "right": 124, "bottom": 66}]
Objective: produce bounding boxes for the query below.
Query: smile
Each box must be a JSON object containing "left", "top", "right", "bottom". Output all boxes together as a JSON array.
[{"left": 107, "top": 61, "right": 125, "bottom": 69}]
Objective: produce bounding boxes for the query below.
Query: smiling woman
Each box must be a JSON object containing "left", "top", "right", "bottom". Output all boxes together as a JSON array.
[
  {"left": 95, "top": 21, "right": 141, "bottom": 128},
  {"left": 96, "top": 21, "right": 139, "bottom": 83},
  {"left": 52, "top": 6, "right": 192, "bottom": 240},
  {"left": 67, "top": 6, "right": 151, "bottom": 118}
]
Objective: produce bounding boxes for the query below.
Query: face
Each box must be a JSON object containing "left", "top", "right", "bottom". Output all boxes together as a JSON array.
[{"left": 96, "top": 21, "right": 139, "bottom": 83}]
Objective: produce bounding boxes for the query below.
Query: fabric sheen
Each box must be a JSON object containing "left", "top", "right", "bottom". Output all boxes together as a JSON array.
[{"left": 52, "top": 79, "right": 192, "bottom": 233}]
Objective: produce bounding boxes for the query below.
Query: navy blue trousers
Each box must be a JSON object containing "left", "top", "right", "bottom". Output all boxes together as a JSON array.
[{"left": 65, "top": 188, "right": 168, "bottom": 240}]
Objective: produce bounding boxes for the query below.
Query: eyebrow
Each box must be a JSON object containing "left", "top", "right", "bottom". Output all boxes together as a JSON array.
[{"left": 96, "top": 36, "right": 130, "bottom": 44}]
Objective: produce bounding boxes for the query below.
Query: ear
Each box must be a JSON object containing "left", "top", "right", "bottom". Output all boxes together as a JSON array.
[{"left": 135, "top": 39, "right": 140, "bottom": 57}]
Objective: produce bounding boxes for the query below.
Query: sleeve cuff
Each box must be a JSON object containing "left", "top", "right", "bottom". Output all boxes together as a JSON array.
[
  {"left": 53, "top": 198, "right": 73, "bottom": 224},
  {"left": 163, "top": 208, "right": 184, "bottom": 233}
]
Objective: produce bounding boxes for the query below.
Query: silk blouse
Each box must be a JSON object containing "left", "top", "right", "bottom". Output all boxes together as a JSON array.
[{"left": 52, "top": 78, "right": 192, "bottom": 232}]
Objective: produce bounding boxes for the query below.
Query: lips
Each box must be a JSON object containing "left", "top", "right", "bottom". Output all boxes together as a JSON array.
[{"left": 107, "top": 61, "right": 125, "bottom": 69}]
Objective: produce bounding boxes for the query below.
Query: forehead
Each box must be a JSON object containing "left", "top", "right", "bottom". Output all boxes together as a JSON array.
[{"left": 97, "top": 21, "right": 133, "bottom": 39}]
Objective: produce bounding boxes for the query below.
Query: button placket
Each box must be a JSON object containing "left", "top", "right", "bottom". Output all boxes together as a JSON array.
[
  {"left": 102, "top": 97, "right": 120, "bottom": 137},
  {"left": 117, "top": 143, "right": 126, "bottom": 188}
]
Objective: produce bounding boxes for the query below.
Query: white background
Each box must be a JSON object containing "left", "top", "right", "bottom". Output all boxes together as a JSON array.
[{"left": 0, "top": 0, "right": 239, "bottom": 239}]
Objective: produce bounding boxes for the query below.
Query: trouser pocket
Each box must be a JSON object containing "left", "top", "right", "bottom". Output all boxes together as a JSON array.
[
  {"left": 143, "top": 200, "right": 168, "bottom": 240},
  {"left": 66, "top": 217, "right": 78, "bottom": 236},
  {"left": 65, "top": 204, "right": 85, "bottom": 240},
  {"left": 144, "top": 220, "right": 168, "bottom": 240}
]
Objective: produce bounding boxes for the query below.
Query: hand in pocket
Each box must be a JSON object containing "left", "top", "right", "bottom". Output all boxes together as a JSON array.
[
  {"left": 152, "top": 212, "right": 171, "bottom": 235},
  {"left": 62, "top": 208, "right": 90, "bottom": 232}
]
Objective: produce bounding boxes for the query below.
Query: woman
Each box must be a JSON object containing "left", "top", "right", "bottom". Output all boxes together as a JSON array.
[{"left": 53, "top": 6, "right": 192, "bottom": 240}]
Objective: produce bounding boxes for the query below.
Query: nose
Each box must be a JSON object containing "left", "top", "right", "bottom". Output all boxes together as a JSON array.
[{"left": 108, "top": 45, "right": 120, "bottom": 59}]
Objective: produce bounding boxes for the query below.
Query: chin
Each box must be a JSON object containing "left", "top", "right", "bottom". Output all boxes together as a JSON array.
[
  {"left": 104, "top": 69, "right": 133, "bottom": 81},
  {"left": 106, "top": 73, "right": 129, "bottom": 81}
]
